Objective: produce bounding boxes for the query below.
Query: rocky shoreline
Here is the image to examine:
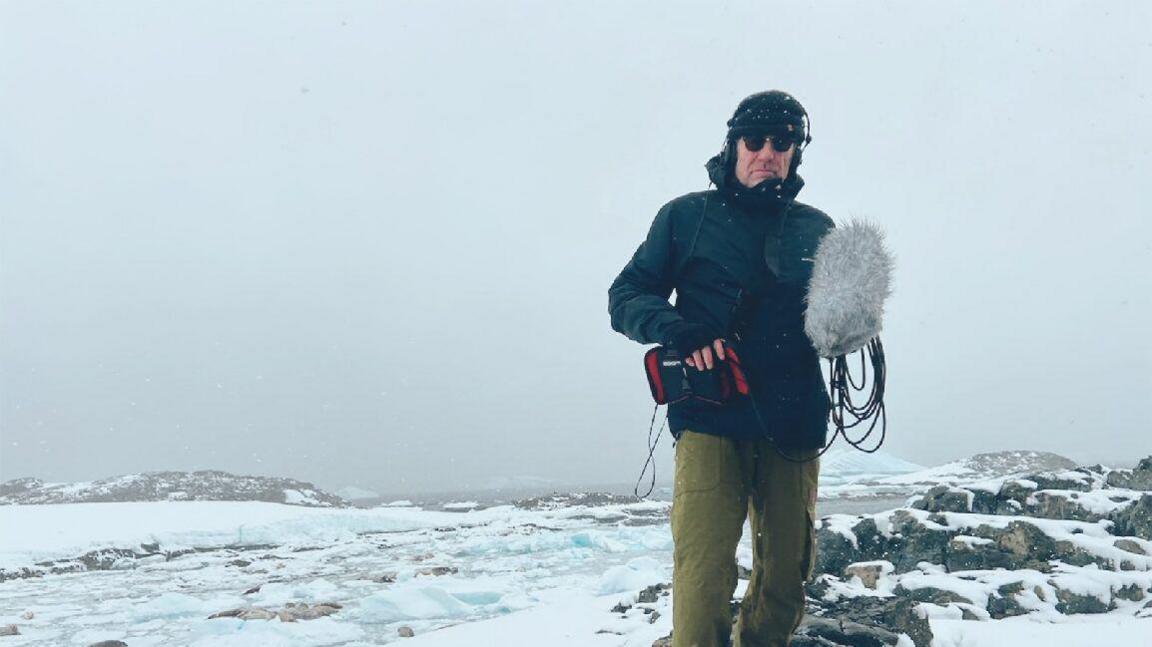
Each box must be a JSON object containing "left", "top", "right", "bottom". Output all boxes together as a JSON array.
[{"left": 647, "top": 457, "right": 1152, "bottom": 646}]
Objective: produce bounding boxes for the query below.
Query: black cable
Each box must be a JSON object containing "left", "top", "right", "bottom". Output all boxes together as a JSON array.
[
  {"left": 829, "top": 337, "right": 886, "bottom": 453},
  {"left": 749, "top": 336, "right": 887, "bottom": 463},
  {"left": 634, "top": 403, "right": 668, "bottom": 499}
]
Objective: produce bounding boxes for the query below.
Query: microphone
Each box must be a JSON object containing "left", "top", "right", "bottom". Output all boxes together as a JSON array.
[{"left": 803, "top": 220, "right": 893, "bottom": 359}]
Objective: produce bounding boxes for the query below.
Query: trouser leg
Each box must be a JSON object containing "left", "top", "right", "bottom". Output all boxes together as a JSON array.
[
  {"left": 671, "top": 430, "right": 749, "bottom": 647},
  {"left": 735, "top": 443, "right": 820, "bottom": 647}
]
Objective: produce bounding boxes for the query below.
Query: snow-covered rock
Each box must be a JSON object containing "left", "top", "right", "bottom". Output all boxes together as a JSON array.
[
  {"left": 808, "top": 454, "right": 1152, "bottom": 644},
  {"left": 1105, "top": 456, "right": 1152, "bottom": 491}
]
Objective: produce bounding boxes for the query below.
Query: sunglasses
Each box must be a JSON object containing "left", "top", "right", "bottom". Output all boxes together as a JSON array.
[{"left": 742, "top": 133, "right": 795, "bottom": 153}]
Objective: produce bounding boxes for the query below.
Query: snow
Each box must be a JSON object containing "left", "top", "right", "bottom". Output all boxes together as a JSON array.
[
  {"left": 894, "top": 571, "right": 1001, "bottom": 608},
  {"left": 2, "top": 495, "right": 1150, "bottom": 645},
  {"left": 283, "top": 489, "right": 322, "bottom": 506},
  {"left": 821, "top": 514, "right": 862, "bottom": 548},
  {"left": 596, "top": 556, "right": 667, "bottom": 595},
  {"left": 188, "top": 616, "right": 366, "bottom": 647},
  {"left": 1037, "top": 488, "right": 1141, "bottom": 516},
  {"left": 357, "top": 586, "right": 473, "bottom": 622},
  {"left": 951, "top": 534, "right": 994, "bottom": 547},
  {"left": 395, "top": 588, "right": 671, "bottom": 647},
  {"left": 133, "top": 592, "right": 217, "bottom": 621},
  {"left": 930, "top": 615, "right": 1152, "bottom": 647}
]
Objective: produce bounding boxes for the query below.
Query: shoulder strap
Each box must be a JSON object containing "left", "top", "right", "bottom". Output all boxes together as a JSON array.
[{"left": 674, "top": 195, "right": 710, "bottom": 280}]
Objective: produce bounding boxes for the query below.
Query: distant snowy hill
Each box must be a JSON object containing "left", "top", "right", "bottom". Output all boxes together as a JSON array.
[
  {"left": 817, "top": 447, "right": 925, "bottom": 486},
  {"left": 819, "top": 450, "right": 1078, "bottom": 500},
  {"left": 0, "top": 471, "right": 347, "bottom": 507},
  {"left": 877, "top": 449, "right": 1076, "bottom": 486},
  {"left": 481, "top": 475, "right": 559, "bottom": 491},
  {"left": 334, "top": 486, "right": 380, "bottom": 502}
]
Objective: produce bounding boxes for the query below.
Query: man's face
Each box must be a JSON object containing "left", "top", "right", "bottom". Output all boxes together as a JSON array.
[{"left": 733, "top": 134, "right": 795, "bottom": 188}]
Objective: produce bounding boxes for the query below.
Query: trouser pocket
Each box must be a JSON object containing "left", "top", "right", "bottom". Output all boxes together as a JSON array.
[
  {"left": 801, "top": 508, "right": 817, "bottom": 581},
  {"left": 673, "top": 430, "right": 725, "bottom": 497}
]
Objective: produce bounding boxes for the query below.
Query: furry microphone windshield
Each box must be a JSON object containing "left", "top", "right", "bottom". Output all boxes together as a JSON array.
[{"left": 803, "top": 220, "right": 893, "bottom": 358}]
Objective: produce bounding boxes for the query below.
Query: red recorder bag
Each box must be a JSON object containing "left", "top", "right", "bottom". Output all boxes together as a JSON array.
[{"left": 643, "top": 343, "right": 749, "bottom": 406}]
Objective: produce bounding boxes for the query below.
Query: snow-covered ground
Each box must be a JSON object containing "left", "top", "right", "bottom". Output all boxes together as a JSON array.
[{"left": 2, "top": 496, "right": 1149, "bottom": 646}]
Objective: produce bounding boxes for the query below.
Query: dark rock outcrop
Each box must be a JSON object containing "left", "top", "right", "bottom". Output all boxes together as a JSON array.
[
  {"left": 647, "top": 591, "right": 929, "bottom": 647},
  {"left": 800, "top": 596, "right": 932, "bottom": 647},
  {"left": 1106, "top": 457, "right": 1152, "bottom": 491},
  {"left": 209, "top": 601, "right": 342, "bottom": 622},
  {"left": 1111, "top": 495, "right": 1152, "bottom": 539},
  {"left": 513, "top": 492, "right": 639, "bottom": 510}
]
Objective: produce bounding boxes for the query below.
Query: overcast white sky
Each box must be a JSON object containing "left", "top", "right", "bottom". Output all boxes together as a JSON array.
[{"left": 2, "top": 1, "right": 1150, "bottom": 496}]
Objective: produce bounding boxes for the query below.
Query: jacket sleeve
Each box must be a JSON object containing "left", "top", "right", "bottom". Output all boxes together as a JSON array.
[{"left": 608, "top": 203, "right": 687, "bottom": 345}]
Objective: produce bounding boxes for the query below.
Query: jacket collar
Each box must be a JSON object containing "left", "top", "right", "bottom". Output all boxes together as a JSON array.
[{"left": 705, "top": 151, "right": 804, "bottom": 214}]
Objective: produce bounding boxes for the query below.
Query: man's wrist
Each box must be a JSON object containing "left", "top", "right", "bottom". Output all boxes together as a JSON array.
[{"left": 667, "top": 323, "right": 717, "bottom": 356}]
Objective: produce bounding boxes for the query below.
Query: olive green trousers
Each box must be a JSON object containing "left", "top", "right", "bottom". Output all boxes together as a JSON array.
[{"left": 671, "top": 430, "right": 820, "bottom": 647}]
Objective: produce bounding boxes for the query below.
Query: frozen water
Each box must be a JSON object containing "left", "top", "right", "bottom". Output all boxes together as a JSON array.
[{"left": 0, "top": 500, "right": 676, "bottom": 645}]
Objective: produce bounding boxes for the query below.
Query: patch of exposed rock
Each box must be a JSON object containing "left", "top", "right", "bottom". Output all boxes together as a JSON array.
[
  {"left": 513, "top": 491, "right": 640, "bottom": 510},
  {"left": 2, "top": 542, "right": 280, "bottom": 584},
  {"left": 963, "top": 450, "right": 1076, "bottom": 477},
  {"left": 209, "top": 601, "right": 342, "bottom": 622},
  {"left": 646, "top": 584, "right": 928, "bottom": 647},
  {"left": 1107, "top": 457, "right": 1152, "bottom": 491},
  {"left": 797, "top": 595, "right": 932, "bottom": 646},
  {"left": 0, "top": 471, "right": 346, "bottom": 507}
]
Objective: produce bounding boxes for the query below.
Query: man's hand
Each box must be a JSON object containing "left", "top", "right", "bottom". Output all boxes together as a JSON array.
[
  {"left": 685, "top": 338, "right": 726, "bottom": 371},
  {"left": 668, "top": 323, "right": 726, "bottom": 371}
]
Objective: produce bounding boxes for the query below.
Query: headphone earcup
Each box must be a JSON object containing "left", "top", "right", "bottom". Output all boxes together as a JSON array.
[
  {"left": 719, "top": 140, "right": 735, "bottom": 169},
  {"left": 792, "top": 134, "right": 810, "bottom": 170}
]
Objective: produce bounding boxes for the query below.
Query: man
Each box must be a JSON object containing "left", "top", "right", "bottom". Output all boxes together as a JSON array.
[{"left": 608, "top": 91, "right": 834, "bottom": 647}]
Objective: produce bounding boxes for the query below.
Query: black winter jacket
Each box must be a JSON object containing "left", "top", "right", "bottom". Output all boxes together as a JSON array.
[{"left": 609, "top": 166, "right": 835, "bottom": 449}]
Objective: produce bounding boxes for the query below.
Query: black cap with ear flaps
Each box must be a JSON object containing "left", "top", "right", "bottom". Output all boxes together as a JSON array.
[{"left": 726, "top": 90, "right": 810, "bottom": 145}]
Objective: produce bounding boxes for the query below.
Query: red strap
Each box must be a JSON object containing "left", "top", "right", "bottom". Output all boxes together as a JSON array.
[{"left": 726, "top": 346, "right": 750, "bottom": 396}]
